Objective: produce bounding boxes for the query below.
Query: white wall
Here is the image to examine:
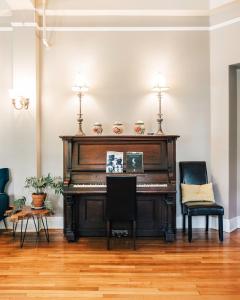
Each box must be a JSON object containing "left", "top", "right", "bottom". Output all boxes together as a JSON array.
[
  {"left": 41, "top": 31, "right": 210, "bottom": 216},
  {"left": 0, "top": 32, "right": 13, "bottom": 197},
  {"left": 0, "top": 28, "right": 39, "bottom": 204},
  {"left": 210, "top": 22, "right": 240, "bottom": 221},
  {"left": 237, "top": 69, "right": 240, "bottom": 216}
]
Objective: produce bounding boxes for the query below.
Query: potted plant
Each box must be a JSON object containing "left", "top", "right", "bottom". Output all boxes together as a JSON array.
[
  {"left": 13, "top": 196, "right": 26, "bottom": 212},
  {"left": 25, "top": 174, "right": 63, "bottom": 208}
]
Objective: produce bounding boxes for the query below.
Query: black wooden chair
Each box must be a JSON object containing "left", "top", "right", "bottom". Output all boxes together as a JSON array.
[
  {"left": 106, "top": 176, "right": 137, "bottom": 250},
  {"left": 179, "top": 161, "right": 224, "bottom": 242}
]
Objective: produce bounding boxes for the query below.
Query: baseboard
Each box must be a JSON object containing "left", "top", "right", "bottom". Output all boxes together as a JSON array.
[
  {"left": 2, "top": 216, "right": 240, "bottom": 233},
  {"left": 46, "top": 216, "right": 64, "bottom": 229},
  {"left": 1, "top": 216, "right": 64, "bottom": 232},
  {"left": 177, "top": 215, "right": 240, "bottom": 233}
]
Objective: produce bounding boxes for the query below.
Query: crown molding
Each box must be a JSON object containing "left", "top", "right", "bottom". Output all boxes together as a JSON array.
[
  {"left": 36, "top": 9, "right": 210, "bottom": 17},
  {"left": 210, "top": 0, "right": 236, "bottom": 9},
  {"left": 10, "top": 21, "right": 40, "bottom": 30},
  {"left": 210, "top": 16, "right": 240, "bottom": 30},
  {"left": 0, "top": 9, "right": 11, "bottom": 16},
  {"left": 0, "top": 26, "right": 12, "bottom": 31},
  {"left": 0, "top": 14, "right": 239, "bottom": 32},
  {"left": 42, "top": 26, "right": 209, "bottom": 32}
]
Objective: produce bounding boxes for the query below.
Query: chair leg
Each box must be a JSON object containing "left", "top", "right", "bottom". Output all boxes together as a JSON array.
[
  {"left": 133, "top": 220, "right": 136, "bottom": 250},
  {"left": 3, "top": 218, "right": 7, "bottom": 230},
  {"left": 107, "top": 220, "right": 111, "bottom": 250},
  {"left": 183, "top": 214, "right": 186, "bottom": 234},
  {"left": 206, "top": 215, "right": 209, "bottom": 232},
  {"left": 218, "top": 215, "right": 223, "bottom": 242},
  {"left": 188, "top": 216, "right": 192, "bottom": 242}
]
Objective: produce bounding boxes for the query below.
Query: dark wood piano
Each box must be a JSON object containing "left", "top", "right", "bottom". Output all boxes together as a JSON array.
[{"left": 60, "top": 135, "right": 179, "bottom": 242}]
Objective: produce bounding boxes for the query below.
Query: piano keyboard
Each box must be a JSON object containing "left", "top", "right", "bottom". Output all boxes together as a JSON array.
[{"left": 73, "top": 183, "right": 168, "bottom": 188}]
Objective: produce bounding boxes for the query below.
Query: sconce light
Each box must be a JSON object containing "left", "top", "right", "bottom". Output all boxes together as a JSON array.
[
  {"left": 152, "top": 73, "right": 169, "bottom": 135},
  {"left": 9, "top": 90, "right": 29, "bottom": 110},
  {"left": 72, "top": 73, "right": 89, "bottom": 136}
]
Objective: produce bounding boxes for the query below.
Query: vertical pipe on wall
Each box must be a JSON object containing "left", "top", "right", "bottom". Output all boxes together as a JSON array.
[{"left": 34, "top": 0, "right": 41, "bottom": 177}]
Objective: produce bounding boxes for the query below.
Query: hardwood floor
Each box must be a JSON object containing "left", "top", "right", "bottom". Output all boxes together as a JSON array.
[{"left": 0, "top": 229, "right": 239, "bottom": 300}]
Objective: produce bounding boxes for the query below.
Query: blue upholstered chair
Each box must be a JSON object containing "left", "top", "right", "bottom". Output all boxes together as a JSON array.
[{"left": 0, "top": 168, "right": 10, "bottom": 228}]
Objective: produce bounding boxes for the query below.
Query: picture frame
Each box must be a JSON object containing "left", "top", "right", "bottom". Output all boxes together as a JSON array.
[
  {"left": 106, "top": 151, "right": 124, "bottom": 173},
  {"left": 126, "top": 152, "right": 144, "bottom": 173}
]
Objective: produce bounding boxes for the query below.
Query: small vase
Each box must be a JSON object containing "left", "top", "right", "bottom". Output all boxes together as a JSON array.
[
  {"left": 112, "top": 122, "right": 124, "bottom": 135},
  {"left": 92, "top": 122, "right": 103, "bottom": 135},
  {"left": 32, "top": 193, "right": 46, "bottom": 208},
  {"left": 134, "top": 120, "right": 145, "bottom": 135}
]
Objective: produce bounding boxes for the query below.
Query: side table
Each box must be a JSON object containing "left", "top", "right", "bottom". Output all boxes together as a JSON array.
[{"left": 5, "top": 207, "right": 52, "bottom": 247}]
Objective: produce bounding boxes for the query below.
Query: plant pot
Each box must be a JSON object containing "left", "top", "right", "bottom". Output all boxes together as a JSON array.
[{"left": 32, "top": 193, "right": 47, "bottom": 208}]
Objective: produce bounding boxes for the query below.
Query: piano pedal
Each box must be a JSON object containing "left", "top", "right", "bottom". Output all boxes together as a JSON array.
[{"left": 112, "top": 230, "right": 128, "bottom": 238}]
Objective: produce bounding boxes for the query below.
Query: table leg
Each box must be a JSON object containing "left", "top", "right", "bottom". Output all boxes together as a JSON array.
[
  {"left": 13, "top": 221, "right": 18, "bottom": 238},
  {"left": 41, "top": 216, "right": 50, "bottom": 242},
  {"left": 32, "top": 216, "right": 39, "bottom": 243},
  {"left": 20, "top": 217, "right": 29, "bottom": 248},
  {"left": 37, "top": 217, "right": 40, "bottom": 237},
  {"left": 32, "top": 216, "right": 37, "bottom": 232},
  {"left": 20, "top": 219, "right": 23, "bottom": 242}
]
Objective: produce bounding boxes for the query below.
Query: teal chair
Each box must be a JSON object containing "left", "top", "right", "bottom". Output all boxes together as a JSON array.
[{"left": 0, "top": 168, "right": 9, "bottom": 228}]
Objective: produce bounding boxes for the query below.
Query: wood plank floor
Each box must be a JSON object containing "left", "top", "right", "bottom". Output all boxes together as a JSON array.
[{"left": 0, "top": 229, "right": 240, "bottom": 300}]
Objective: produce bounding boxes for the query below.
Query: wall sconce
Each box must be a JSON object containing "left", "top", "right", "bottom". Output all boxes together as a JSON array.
[
  {"left": 72, "top": 73, "right": 89, "bottom": 136},
  {"left": 152, "top": 73, "right": 169, "bottom": 135},
  {"left": 9, "top": 90, "right": 29, "bottom": 110}
]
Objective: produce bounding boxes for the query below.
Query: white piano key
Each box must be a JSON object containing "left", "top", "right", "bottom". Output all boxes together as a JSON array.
[{"left": 73, "top": 183, "right": 168, "bottom": 188}]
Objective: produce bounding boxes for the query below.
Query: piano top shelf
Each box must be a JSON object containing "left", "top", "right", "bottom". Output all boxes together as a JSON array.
[{"left": 60, "top": 135, "right": 180, "bottom": 142}]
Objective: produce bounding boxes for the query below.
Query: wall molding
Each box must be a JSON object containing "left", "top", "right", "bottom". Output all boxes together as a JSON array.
[
  {"left": 210, "top": 0, "right": 236, "bottom": 9},
  {"left": 37, "top": 9, "right": 210, "bottom": 17},
  {"left": 2, "top": 216, "right": 239, "bottom": 233},
  {"left": 1, "top": 16, "right": 239, "bottom": 32},
  {"left": 210, "top": 16, "right": 240, "bottom": 30},
  {"left": 177, "top": 215, "right": 240, "bottom": 233},
  {"left": 0, "top": 27, "right": 12, "bottom": 31},
  {"left": 44, "top": 26, "right": 209, "bottom": 32}
]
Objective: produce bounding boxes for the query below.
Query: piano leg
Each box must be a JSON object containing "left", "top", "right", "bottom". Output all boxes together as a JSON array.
[
  {"left": 164, "top": 195, "right": 176, "bottom": 242},
  {"left": 65, "top": 195, "right": 78, "bottom": 242}
]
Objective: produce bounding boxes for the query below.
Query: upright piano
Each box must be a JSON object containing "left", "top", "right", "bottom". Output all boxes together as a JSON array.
[{"left": 60, "top": 135, "right": 179, "bottom": 242}]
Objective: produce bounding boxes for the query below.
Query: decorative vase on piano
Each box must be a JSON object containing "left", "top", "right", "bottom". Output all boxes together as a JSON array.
[
  {"left": 134, "top": 120, "right": 145, "bottom": 135},
  {"left": 112, "top": 121, "right": 124, "bottom": 135},
  {"left": 92, "top": 122, "right": 103, "bottom": 135}
]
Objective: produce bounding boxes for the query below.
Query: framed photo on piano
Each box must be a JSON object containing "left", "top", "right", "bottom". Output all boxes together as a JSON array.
[
  {"left": 106, "top": 151, "right": 124, "bottom": 173},
  {"left": 126, "top": 152, "right": 144, "bottom": 173}
]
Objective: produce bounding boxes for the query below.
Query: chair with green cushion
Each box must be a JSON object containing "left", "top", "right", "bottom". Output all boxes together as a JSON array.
[{"left": 0, "top": 168, "right": 10, "bottom": 228}]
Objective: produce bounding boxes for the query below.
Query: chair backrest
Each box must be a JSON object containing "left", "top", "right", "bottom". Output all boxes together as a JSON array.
[
  {"left": 0, "top": 168, "right": 9, "bottom": 193},
  {"left": 179, "top": 161, "right": 208, "bottom": 185},
  {"left": 106, "top": 176, "right": 137, "bottom": 221}
]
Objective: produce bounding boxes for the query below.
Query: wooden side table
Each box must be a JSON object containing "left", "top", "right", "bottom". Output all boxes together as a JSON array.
[{"left": 5, "top": 207, "right": 52, "bottom": 247}]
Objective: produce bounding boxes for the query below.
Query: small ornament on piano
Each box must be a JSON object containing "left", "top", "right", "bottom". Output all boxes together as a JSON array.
[
  {"left": 134, "top": 120, "right": 145, "bottom": 135},
  {"left": 92, "top": 122, "right": 103, "bottom": 135},
  {"left": 112, "top": 121, "right": 124, "bottom": 135},
  {"left": 64, "top": 180, "right": 70, "bottom": 186}
]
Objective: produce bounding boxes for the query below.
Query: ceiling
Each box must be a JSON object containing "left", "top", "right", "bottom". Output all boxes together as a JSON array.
[
  {"left": 0, "top": 0, "right": 238, "bottom": 28},
  {"left": 0, "top": 0, "right": 236, "bottom": 12}
]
